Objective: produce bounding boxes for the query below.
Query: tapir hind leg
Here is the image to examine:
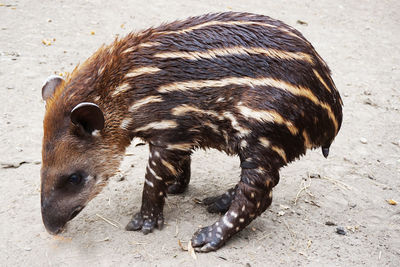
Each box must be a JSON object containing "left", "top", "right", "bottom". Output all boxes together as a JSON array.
[{"left": 191, "top": 152, "right": 280, "bottom": 252}]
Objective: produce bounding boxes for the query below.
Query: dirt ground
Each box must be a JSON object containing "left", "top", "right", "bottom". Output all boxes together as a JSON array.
[{"left": 1, "top": 0, "right": 399, "bottom": 266}]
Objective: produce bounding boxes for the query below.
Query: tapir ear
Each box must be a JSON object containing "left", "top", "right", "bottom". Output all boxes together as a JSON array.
[
  {"left": 70, "top": 102, "right": 105, "bottom": 133},
  {"left": 42, "top": 75, "right": 65, "bottom": 101}
]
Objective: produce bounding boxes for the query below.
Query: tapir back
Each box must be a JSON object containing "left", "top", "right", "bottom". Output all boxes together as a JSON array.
[{"left": 112, "top": 12, "right": 342, "bottom": 163}]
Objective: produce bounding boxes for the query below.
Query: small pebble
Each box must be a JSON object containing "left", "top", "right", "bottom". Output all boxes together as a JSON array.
[
  {"left": 296, "top": 20, "right": 308, "bottom": 25},
  {"left": 360, "top": 137, "right": 367, "bottom": 144},
  {"left": 309, "top": 173, "right": 321, "bottom": 178},
  {"left": 336, "top": 226, "right": 346, "bottom": 235},
  {"left": 363, "top": 90, "right": 371, "bottom": 95},
  {"left": 325, "top": 221, "right": 336, "bottom": 226},
  {"left": 363, "top": 98, "right": 376, "bottom": 106}
]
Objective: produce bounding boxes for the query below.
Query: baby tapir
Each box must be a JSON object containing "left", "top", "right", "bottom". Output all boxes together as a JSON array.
[{"left": 40, "top": 12, "right": 343, "bottom": 252}]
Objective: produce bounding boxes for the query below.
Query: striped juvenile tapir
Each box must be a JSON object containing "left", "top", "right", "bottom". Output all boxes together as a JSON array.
[{"left": 40, "top": 12, "right": 342, "bottom": 252}]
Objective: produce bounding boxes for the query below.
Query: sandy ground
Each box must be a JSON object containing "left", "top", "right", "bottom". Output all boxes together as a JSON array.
[{"left": 1, "top": 0, "right": 399, "bottom": 266}]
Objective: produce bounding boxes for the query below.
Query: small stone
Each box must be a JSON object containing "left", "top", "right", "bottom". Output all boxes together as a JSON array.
[
  {"left": 277, "top": 211, "right": 285, "bottom": 216},
  {"left": 115, "top": 172, "right": 125, "bottom": 181},
  {"left": 296, "top": 20, "right": 308, "bottom": 25},
  {"left": 363, "top": 90, "right": 371, "bottom": 95},
  {"left": 360, "top": 138, "right": 367, "bottom": 144},
  {"left": 279, "top": 204, "right": 290, "bottom": 210},
  {"left": 363, "top": 98, "right": 376, "bottom": 106},
  {"left": 336, "top": 226, "right": 346, "bottom": 235},
  {"left": 24, "top": 247, "right": 32, "bottom": 251},
  {"left": 325, "top": 221, "right": 336, "bottom": 226}
]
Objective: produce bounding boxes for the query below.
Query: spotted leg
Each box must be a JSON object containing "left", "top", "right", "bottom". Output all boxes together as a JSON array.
[
  {"left": 191, "top": 166, "right": 279, "bottom": 252},
  {"left": 126, "top": 144, "right": 190, "bottom": 234}
]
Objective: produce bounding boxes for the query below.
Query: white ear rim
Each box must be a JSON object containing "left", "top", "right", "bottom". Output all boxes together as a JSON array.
[
  {"left": 42, "top": 75, "right": 64, "bottom": 87},
  {"left": 42, "top": 75, "right": 65, "bottom": 101}
]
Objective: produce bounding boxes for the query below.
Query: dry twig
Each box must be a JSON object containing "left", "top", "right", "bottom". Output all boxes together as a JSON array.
[
  {"left": 283, "top": 219, "right": 296, "bottom": 240},
  {"left": 95, "top": 213, "right": 120, "bottom": 228},
  {"left": 309, "top": 173, "right": 351, "bottom": 191},
  {"left": 293, "top": 179, "right": 312, "bottom": 205}
]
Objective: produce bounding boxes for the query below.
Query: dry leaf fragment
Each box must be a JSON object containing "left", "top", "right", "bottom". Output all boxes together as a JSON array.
[
  {"left": 188, "top": 240, "right": 197, "bottom": 260},
  {"left": 178, "top": 239, "right": 188, "bottom": 251},
  {"left": 387, "top": 199, "right": 397, "bottom": 205},
  {"left": 193, "top": 198, "right": 202, "bottom": 204},
  {"left": 42, "top": 39, "right": 52, "bottom": 46},
  {"left": 53, "top": 235, "right": 72, "bottom": 242}
]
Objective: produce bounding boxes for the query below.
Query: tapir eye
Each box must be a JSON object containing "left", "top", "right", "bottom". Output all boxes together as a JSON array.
[{"left": 68, "top": 173, "right": 83, "bottom": 185}]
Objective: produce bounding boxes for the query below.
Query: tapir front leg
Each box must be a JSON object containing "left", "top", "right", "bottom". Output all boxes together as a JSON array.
[{"left": 126, "top": 144, "right": 191, "bottom": 234}]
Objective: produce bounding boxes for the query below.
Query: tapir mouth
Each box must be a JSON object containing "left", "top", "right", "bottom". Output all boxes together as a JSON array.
[
  {"left": 42, "top": 205, "right": 85, "bottom": 235},
  {"left": 69, "top": 206, "right": 84, "bottom": 221}
]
